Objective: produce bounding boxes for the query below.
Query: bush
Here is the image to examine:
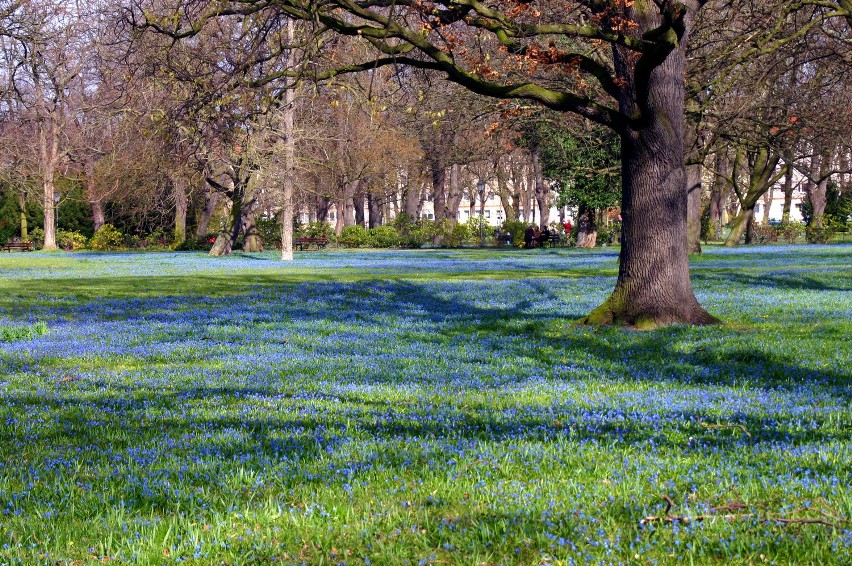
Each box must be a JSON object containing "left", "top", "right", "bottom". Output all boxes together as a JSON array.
[
  {"left": 501, "top": 220, "right": 527, "bottom": 248},
  {"left": 781, "top": 222, "right": 803, "bottom": 244},
  {"left": 805, "top": 225, "right": 835, "bottom": 244},
  {"left": 138, "top": 228, "right": 171, "bottom": 249},
  {"left": 298, "top": 221, "right": 335, "bottom": 240},
  {"left": 89, "top": 224, "right": 126, "bottom": 251},
  {"left": 447, "top": 220, "right": 472, "bottom": 247},
  {"left": 256, "top": 219, "right": 282, "bottom": 250},
  {"left": 174, "top": 237, "right": 214, "bottom": 252},
  {"left": 368, "top": 225, "right": 400, "bottom": 248},
  {"left": 401, "top": 219, "right": 440, "bottom": 248},
  {"left": 751, "top": 224, "right": 779, "bottom": 244},
  {"left": 337, "top": 225, "right": 370, "bottom": 248},
  {"left": 26, "top": 227, "right": 45, "bottom": 249},
  {"left": 56, "top": 230, "right": 88, "bottom": 250}
]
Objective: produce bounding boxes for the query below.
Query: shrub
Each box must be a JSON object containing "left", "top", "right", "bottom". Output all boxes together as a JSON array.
[
  {"left": 501, "top": 220, "right": 527, "bottom": 248},
  {"left": 256, "top": 219, "right": 282, "bottom": 250},
  {"left": 447, "top": 221, "right": 471, "bottom": 247},
  {"left": 298, "top": 221, "right": 335, "bottom": 240},
  {"left": 751, "top": 224, "right": 779, "bottom": 244},
  {"left": 56, "top": 230, "right": 89, "bottom": 250},
  {"left": 338, "top": 225, "right": 370, "bottom": 248},
  {"left": 138, "top": 228, "right": 171, "bottom": 249},
  {"left": 174, "top": 237, "right": 214, "bottom": 252},
  {"left": 26, "top": 227, "right": 45, "bottom": 249},
  {"left": 805, "top": 225, "right": 835, "bottom": 244},
  {"left": 368, "top": 225, "right": 400, "bottom": 248},
  {"left": 400, "top": 219, "right": 439, "bottom": 248},
  {"left": 781, "top": 222, "right": 803, "bottom": 244},
  {"left": 89, "top": 224, "right": 126, "bottom": 251}
]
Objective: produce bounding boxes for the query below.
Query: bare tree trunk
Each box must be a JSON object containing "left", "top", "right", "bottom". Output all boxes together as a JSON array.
[
  {"left": 495, "top": 157, "right": 516, "bottom": 222},
  {"left": 575, "top": 204, "right": 597, "bottom": 248},
  {"left": 353, "top": 192, "right": 365, "bottom": 227},
  {"left": 171, "top": 175, "right": 188, "bottom": 245},
  {"left": 708, "top": 152, "right": 728, "bottom": 240},
  {"left": 279, "top": 18, "right": 296, "bottom": 260},
  {"left": 686, "top": 162, "right": 702, "bottom": 254},
  {"left": 17, "top": 188, "right": 28, "bottom": 241},
  {"left": 446, "top": 163, "right": 463, "bottom": 224},
  {"left": 84, "top": 159, "right": 106, "bottom": 232},
  {"left": 197, "top": 186, "right": 219, "bottom": 240},
  {"left": 403, "top": 176, "right": 421, "bottom": 219},
  {"left": 368, "top": 193, "right": 383, "bottom": 228},
  {"left": 761, "top": 186, "right": 773, "bottom": 225},
  {"left": 781, "top": 165, "right": 794, "bottom": 225},
  {"left": 42, "top": 177, "right": 57, "bottom": 250},
  {"left": 532, "top": 147, "right": 549, "bottom": 226}
]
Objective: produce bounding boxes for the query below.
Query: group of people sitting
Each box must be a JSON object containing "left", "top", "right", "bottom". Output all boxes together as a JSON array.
[{"left": 524, "top": 225, "right": 556, "bottom": 248}]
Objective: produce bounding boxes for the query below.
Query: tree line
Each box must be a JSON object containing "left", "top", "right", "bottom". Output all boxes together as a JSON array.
[{"left": 0, "top": 1, "right": 849, "bottom": 326}]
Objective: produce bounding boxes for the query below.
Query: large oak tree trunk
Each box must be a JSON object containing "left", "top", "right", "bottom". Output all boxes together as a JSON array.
[{"left": 584, "top": 11, "right": 718, "bottom": 328}]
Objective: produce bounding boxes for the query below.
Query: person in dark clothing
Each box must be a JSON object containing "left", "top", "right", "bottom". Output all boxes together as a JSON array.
[
  {"left": 538, "top": 226, "right": 551, "bottom": 247},
  {"left": 524, "top": 225, "right": 535, "bottom": 248}
]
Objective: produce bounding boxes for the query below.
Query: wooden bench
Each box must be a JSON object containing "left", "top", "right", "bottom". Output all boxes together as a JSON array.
[
  {"left": 295, "top": 237, "right": 329, "bottom": 251},
  {"left": 2, "top": 241, "right": 34, "bottom": 252}
]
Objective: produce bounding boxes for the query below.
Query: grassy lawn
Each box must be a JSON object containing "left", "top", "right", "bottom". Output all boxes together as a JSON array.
[{"left": 0, "top": 244, "right": 850, "bottom": 565}]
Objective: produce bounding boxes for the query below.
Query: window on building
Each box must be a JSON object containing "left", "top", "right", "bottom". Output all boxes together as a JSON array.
[
  {"left": 484, "top": 210, "right": 491, "bottom": 218},
  {"left": 328, "top": 212, "right": 336, "bottom": 222},
  {"left": 422, "top": 213, "right": 434, "bottom": 220}
]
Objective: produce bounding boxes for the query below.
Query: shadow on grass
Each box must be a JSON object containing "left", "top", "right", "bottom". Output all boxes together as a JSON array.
[{"left": 1, "top": 269, "right": 850, "bottom": 516}]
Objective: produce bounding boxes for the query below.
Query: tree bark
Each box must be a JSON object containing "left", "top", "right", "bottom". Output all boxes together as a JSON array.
[
  {"left": 280, "top": 18, "right": 296, "bottom": 261},
  {"left": 781, "top": 165, "right": 794, "bottom": 225},
  {"left": 575, "top": 204, "right": 597, "bottom": 248},
  {"left": 584, "top": 12, "right": 718, "bottom": 328},
  {"left": 17, "top": 188, "right": 28, "bottom": 241},
  {"left": 686, "top": 162, "right": 702, "bottom": 254},
  {"left": 197, "top": 186, "right": 219, "bottom": 240},
  {"left": 368, "top": 192, "right": 383, "bottom": 228},
  {"left": 84, "top": 159, "right": 106, "bottom": 232},
  {"left": 172, "top": 175, "right": 188, "bottom": 246},
  {"left": 531, "top": 147, "right": 549, "bottom": 226},
  {"left": 708, "top": 152, "right": 729, "bottom": 240}
]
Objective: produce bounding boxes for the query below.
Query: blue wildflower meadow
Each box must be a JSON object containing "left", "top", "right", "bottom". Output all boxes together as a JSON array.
[{"left": 0, "top": 244, "right": 850, "bottom": 564}]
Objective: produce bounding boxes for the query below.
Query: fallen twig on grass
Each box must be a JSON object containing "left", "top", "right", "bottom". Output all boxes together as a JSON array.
[
  {"left": 640, "top": 496, "right": 850, "bottom": 528},
  {"left": 700, "top": 422, "right": 751, "bottom": 437}
]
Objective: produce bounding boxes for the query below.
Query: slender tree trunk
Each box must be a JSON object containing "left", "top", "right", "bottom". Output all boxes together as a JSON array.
[
  {"left": 709, "top": 152, "right": 728, "bottom": 240},
  {"left": 84, "top": 159, "right": 106, "bottom": 232},
  {"left": 172, "top": 176, "right": 188, "bottom": 246},
  {"left": 686, "top": 162, "right": 702, "bottom": 254},
  {"left": 197, "top": 186, "right": 219, "bottom": 240},
  {"left": 575, "top": 204, "right": 597, "bottom": 248},
  {"left": 808, "top": 178, "right": 828, "bottom": 229},
  {"left": 532, "top": 147, "right": 549, "bottom": 226},
  {"left": 781, "top": 166, "right": 794, "bottom": 225},
  {"left": 584, "top": 13, "right": 718, "bottom": 327},
  {"left": 280, "top": 18, "right": 296, "bottom": 260},
  {"left": 42, "top": 177, "right": 57, "bottom": 250},
  {"left": 761, "top": 186, "right": 773, "bottom": 225},
  {"left": 446, "top": 163, "right": 463, "bottom": 224},
  {"left": 18, "top": 188, "right": 27, "bottom": 240},
  {"left": 495, "top": 158, "right": 516, "bottom": 222}
]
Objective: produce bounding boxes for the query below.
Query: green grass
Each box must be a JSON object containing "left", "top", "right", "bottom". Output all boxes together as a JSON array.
[{"left": 0, "top": 246, "right": 850, "bottom": 564}]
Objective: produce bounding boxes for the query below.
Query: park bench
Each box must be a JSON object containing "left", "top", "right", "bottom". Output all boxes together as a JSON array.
[
  {"left": 2, "top": 240, "right": 34, "bottom": 252},
  {"left": 295, "top": 237, "right": 329, "bottom": 251}
]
